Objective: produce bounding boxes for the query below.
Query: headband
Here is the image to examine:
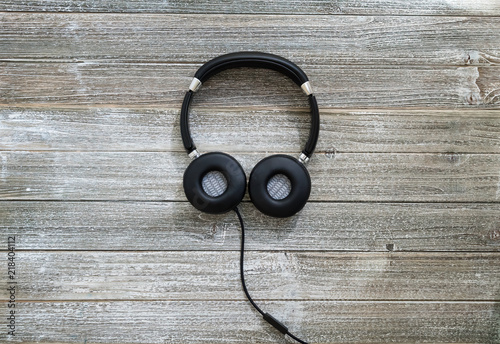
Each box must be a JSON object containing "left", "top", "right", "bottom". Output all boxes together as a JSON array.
[{"left": 180, "top": 52, "right": 320, "bottom": 164}]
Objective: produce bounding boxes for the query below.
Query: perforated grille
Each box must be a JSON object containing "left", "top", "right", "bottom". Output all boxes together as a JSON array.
[
  {"left": 267, "top": 174, "right": 292, "bottom": 200},
  {"left": 202, "top": 171, "right": 228, "bottom": 197}
]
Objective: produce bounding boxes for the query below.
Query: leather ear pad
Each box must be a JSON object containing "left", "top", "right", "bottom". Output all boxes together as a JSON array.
[
  {"left": 248, "top": 155, "right": 311, "bottom": 218},
  {"left": 183, "top": 152, "right": 246, "bottom": 214}
]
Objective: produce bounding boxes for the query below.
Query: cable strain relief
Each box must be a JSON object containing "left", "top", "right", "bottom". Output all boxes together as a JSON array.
[{"left": 263, "top": 313, "right": 289, "bottom": 335}]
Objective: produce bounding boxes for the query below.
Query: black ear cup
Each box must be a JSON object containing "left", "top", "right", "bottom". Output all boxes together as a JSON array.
[
  {"left": 183, "top": 152, "right": 246, "bottom": 214},
  {"left": 248, "top": 155, "right": 311, "bottom": 218}
]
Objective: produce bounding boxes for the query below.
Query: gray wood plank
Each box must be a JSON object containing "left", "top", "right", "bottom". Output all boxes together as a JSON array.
[
  {"left": 1, "top": 0, "right": 500, "bottom": 15},
  {"left": 1, "top": 151, "right": 499, "bottom": 202},
  {"left": 1, "top": 5, "right": 498, "bottom": 344},
  {"left": 2, "top": 107, "right": 500, "bottom": 153},
  {"left": 1, "top": 62, "right": 496, "bottom": 108},
  {"left": 0, "top": 251, "right": 498, "bottom": 301},
  {"left": 1, "top": 202, "right": 499, "bottom": 251},
  {"left": 0, "top": 300, "right": 497, "bottom": 343},
  {"left": 1, "top": 13, "right": 500, "bottom": 66}
]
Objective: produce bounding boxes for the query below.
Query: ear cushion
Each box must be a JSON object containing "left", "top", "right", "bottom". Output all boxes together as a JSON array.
[
  {"left": 248, "top": 154, "right": 311, "bottom": 218},
  {"left": 183, "top": 152, "right": 246, "bottom": 214}
]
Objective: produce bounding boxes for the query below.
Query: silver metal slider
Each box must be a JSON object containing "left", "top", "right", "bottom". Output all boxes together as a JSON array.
[
  {"left": 189, "top": 78, "right": 202, "bottom": 92},
  {"left": 188, "top": 149, "right": 200, "bottom": 160},
  {"left": 298, "top": 153, "right": 310, "bottom": 165},
  {"left": 300, "top": 81, "right": 313, "bottom": 96}
]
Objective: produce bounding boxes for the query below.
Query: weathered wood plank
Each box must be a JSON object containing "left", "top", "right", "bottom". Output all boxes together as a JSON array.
[
  {"left": 2, "top": 107, "right": 500, "bottom": 153},
  {"left": 1, "top": 14, "right": 500, "bottom": 66},
  {"left": 1, "top": 5, "right": 497, "bottom": 344},
  {"left": 0, "top": 251, "right": 498, "bottom": 301},
  {"left": 1, "top": 0, "right": 500, "bottom": 16},
  {"left": 1, "top": 151, "right": 499, "bottom": 202},
  {"left": 1, "top": 202, "right": 499, "bottom": 251},
  {"left": 1, "top": 62, "right": 496, "bottom": 108},
  {"left": 0, "top": 300, "right": 497, "bottom": 343}
]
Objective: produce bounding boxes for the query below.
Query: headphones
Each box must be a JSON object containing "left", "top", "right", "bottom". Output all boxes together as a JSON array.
[
  {"left": 180, "top": 52, "right": 319, "bottom": 343},
  {"left": 180, "top": 52, "right": 320, "bottom": 218}
]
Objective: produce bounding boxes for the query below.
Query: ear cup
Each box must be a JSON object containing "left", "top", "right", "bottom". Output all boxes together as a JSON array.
[
  {"left": 248, "top": 154, "right": 311, "bottom": 218},
  {"left": 183, "top": 152, "right": 246, "bottom": 214}
]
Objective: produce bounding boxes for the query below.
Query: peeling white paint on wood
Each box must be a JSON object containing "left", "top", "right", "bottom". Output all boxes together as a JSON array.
[
  {"left": 1, "top": 62, "right": 499, "bottom": 107},
  {"left": 0, "top": 300, "right": 497, "bottom": 343},
  {"left": 0, "top": 251, "right": 498, "bottom": 301},
  {"left": 1, "top": 0, "right": 500, "bottom": 15},
  {"left": 1, "top": 14, "right": 500, "bottom": 66},
  {"left": 2, "top": 107, "right": 500, "bottom": 153},
  {"left": 1, "top": 2, "right": 499, "bottom": 343},
  {"left": 1, "top": 151, "right": 499, "bottom": 202}
]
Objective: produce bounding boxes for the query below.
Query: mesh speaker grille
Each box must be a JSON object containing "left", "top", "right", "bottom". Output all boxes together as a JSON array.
[
  {"left": 267, "top": 174, "right": 291, "bottom": 200},
  {"left": 202, "top": 171, "right": 228, "bottom": 197}
]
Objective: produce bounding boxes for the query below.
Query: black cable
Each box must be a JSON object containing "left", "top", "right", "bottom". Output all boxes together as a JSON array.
[{"left": 234, "top": 207, "right": 309, "bottom": 344}]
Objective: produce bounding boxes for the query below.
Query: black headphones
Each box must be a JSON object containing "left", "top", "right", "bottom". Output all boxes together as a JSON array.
[
  {"left": 180, "top": 52, "right": 320, "bottom": 343},
  {"left": 180, "top": 52, "right": 320, "bottom": 218}
]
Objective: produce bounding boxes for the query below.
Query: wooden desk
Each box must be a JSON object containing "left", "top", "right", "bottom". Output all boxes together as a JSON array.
[{"left": 1, "top": 1, "right": 499, "bottom": 343}]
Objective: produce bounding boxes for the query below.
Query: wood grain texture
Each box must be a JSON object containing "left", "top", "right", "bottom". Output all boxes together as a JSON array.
[
  {"left": 1, "top": 202, "right": 499, "bottom": 252},
  {"left": 1, "top": 13, "right": 500, "bottom": 66},
  {"left": 2, "top": 107, "right": 500, "bottom": 153},
  {"left": 2, "top": 62, "right": 497, "bottom": 108},
  {"left": 0, "top": 251, "right": 498, "bottom": 301},
  {"left": 1, "top": 151, "right": 499, "bottom": 202},
  {"left": 1, "top": 0, "right": 500, "bottom": 15},
  {"left": 1, "top": 3, "right": 500, "bottom": 344},
  {"left": 0, "top": 301, "right": 498, "bottom": 343}
]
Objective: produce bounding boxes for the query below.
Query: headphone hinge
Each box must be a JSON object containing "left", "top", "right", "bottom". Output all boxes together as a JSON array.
[
  {"left": 188, "top": 149, "right": 200, "bottom": 160},
  {"left": 298, "top": 153, "right": 310, "bottom": 165}
]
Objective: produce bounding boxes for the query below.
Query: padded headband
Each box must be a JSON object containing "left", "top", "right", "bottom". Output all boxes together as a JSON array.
[{"left": 180, "top": 52, "right": 320, "bottom": 162}]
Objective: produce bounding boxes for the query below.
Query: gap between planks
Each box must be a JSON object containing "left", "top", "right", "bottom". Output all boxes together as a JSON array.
[
  {"left": 3, "top": 104, "right": 500, "bottom": 111},
  {"left": 9, "top": 299, "right": 500, "bottom": 303},
  {"left": 1, "top": 11, "right": 500, "bottom": 18}
]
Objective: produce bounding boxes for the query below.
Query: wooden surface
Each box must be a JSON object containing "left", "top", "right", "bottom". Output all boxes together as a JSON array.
[{"left": 1, "top": 1, "right": 499, "bottom": 344}]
